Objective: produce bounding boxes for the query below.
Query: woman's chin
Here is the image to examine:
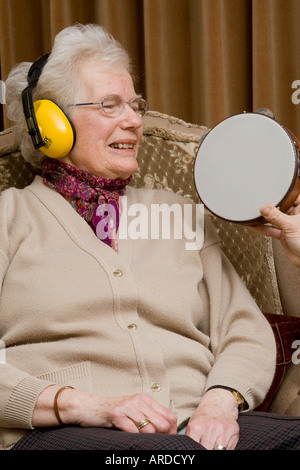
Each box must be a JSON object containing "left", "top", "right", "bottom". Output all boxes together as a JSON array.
[{"left": 116, "top": 159, "right": 139, "bottom": 180}]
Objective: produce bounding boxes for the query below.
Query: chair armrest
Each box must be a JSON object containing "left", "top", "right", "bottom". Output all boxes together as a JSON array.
[{"left": 255, "top": 312, "right": 300, "bottom": 411}]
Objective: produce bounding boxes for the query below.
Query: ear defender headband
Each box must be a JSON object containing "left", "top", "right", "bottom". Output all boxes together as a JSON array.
[{"left": 22, "top": 53, "right": 75, "bottom": 159}]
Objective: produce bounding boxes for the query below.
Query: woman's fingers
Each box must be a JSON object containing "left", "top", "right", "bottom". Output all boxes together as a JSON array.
[
  {"left": 248, "top": 204, "right": 300, "bottom": 267},
  {"left": 109, "top": 393, "right": 177, "bottom": 434}
]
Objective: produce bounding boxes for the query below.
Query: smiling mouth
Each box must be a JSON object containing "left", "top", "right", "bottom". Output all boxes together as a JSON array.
[{"left": 110, "top": 143, "right": 135, "bottom": 149}]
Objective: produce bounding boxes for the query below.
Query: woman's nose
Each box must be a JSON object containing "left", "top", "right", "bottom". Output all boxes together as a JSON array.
[{"left": 120, "top": 104, "right": 143, "bottom": 129}]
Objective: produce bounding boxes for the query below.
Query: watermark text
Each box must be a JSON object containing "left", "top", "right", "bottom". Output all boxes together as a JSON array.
[
  {"left": 0, "top": 80, "right": 5, "bottom": 104},
  {"left": 291, "top": 80, "right": 300, "bottom": 104},
  {"left": 0, "top": 340, "right": 6, "bottom": 364},
  {"left": 292, "top": 340, "right": 300, "bottom": 365},
  {"left": 95, "top": 197, "right": 204, "bottom": 251}
]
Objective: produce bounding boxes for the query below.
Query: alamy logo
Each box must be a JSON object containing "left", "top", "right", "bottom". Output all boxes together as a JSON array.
[
  {"left": 0, "top": 340, "right": 6, "bottom": 364},
  {"left": 292, "top": 340, "right": 300, "bottom": 365},
  {"left": 0, "top": 80, "right": 5, "bottom": 104},
  {"left": 95, "top": 197, "right": 205, "bottom": 250},
  {"left": 291, "top": 80, "right": 300, "bottom": 104}
]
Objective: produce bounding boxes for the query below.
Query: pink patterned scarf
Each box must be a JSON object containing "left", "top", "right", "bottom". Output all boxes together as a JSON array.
[{"left": 42, "top": 158, "right": 131, "bottom": 252}]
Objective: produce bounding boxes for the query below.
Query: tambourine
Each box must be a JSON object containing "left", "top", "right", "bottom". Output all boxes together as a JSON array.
[{"left": 194, "top": 109, "right": 300, "bottom": 225}]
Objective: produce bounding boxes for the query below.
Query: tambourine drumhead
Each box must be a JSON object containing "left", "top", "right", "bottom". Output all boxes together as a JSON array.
[{"left": 194, "top": 112, "right": 300, "bottom": 224}]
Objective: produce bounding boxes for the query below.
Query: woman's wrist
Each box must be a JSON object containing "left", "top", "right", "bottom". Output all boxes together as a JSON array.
[
  {"left": 53, "top": 386, "right": 75, "bottom": 425},
  {"left": 32, "top": 384, "right": 77, "bottom": 427},
  {"left": 202, "top": 388, "right": 240, "bottom": 416},
  {"left": 206, "top": 385, "right": 247, "bottom": 412}
]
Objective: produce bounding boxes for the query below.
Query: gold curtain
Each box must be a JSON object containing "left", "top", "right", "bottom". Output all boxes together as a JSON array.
[{"left": 1, "top": 0, "right": 300, "bottom": 138}]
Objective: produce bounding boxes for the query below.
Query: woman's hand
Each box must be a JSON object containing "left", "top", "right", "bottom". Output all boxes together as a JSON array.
[
  {"left": 249, "top": 195, "right": 300, "bottom": 267},
  {"left": 185, "top": 388, "right": 240, "bottom": 450},
  {"left": 32, "top": 385, "right": 177, "bottom": 434}
]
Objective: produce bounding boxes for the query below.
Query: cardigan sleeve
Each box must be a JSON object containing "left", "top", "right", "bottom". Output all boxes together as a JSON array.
[
  {"left": 0, "top": 189, "right": 54, "bottom": 429},
  {"left": 200, "top": 217, "right": 277, "bottom": 410}
]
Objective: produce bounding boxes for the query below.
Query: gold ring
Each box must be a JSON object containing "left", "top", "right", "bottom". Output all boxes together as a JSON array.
[
  {"left": 136, "top": 418, "right": 151, "bottom": 430},
  {"left": 214, "top": 444, "right": 227, "bottom": 450}
]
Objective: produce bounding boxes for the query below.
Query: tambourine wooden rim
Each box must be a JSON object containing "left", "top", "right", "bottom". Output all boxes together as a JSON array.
[{"left": 194, "top": 111, "right": 300, "bottom": 225}]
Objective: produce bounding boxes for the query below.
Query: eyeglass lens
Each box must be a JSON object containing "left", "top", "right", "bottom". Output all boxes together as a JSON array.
[{"left": 101, "top": 96, "right": 147, "bottom": 117}]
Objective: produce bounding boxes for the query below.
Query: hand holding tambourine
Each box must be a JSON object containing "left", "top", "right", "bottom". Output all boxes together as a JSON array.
[
  {"left": 194, "top": 108, "right": 300, "bottom": 225},
  {"left": 193, "top": 108, "right": 300, "bottom": 266},
  {"left": 250, "top": 197, "right": 300, "bottom": 267}
]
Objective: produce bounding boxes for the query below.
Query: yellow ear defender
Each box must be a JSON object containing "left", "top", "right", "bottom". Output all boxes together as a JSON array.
[
  {"left": 32, "top": 99, "right": 75, "bottom": 159},
  {"left": 22, "top": 54, "right": 76, "bottom": 159}
]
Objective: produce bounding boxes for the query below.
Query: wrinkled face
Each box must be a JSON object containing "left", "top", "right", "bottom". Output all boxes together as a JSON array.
[{"left": 62, "top": 63, "right": 143, "bottom": 180}]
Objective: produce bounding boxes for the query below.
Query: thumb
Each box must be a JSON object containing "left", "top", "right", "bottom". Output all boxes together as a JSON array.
[{"left": 260, "top": 205, "right": 290, "bottom": 229}]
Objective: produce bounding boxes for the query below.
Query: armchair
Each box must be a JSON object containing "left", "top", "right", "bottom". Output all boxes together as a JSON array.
[{"left": 0, "top": 110, "right": 300, "bottom": 416}]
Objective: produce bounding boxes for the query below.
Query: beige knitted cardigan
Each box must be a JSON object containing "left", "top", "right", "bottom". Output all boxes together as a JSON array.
[{"left": 0, "top": 177, "right": 276, "bottom": 449}]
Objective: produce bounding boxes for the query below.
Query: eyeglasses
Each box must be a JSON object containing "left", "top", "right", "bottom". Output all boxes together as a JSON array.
[{"left": 68, "top": 94, "right": 148, "bottom": 118}]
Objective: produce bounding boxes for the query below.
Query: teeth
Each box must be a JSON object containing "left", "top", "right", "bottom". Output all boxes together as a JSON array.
[{"left": 110, "top": 143, "right": 134, "bottom": 149}]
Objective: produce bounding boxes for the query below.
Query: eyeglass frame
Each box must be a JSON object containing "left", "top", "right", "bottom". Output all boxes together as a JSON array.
[{"left": 68, "top": 94, "right": 148, "bottom": 118}]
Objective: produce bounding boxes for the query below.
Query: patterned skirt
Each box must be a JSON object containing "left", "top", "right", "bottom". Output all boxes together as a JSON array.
[{"left": 11, "top": 412, "right": 300, "bottom": 451}]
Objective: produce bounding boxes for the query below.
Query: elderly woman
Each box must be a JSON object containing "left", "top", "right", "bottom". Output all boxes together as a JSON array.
[{"left": 1, "top": 23, "right": 300, "bottom": 451}]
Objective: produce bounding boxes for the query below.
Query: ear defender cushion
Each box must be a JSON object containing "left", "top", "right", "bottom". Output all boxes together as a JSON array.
[{"left": 34, "top": 99, "right": 76, "bottom": 159}]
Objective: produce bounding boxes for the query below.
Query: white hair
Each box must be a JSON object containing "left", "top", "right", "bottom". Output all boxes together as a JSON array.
[{"left": 5, "top": 23, "right": 131, "bottom": 167}]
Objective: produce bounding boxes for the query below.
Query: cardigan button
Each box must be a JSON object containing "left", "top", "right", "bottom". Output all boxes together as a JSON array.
[
  {"left": 151, "top": 382, "right": 162, "bottom": 392},
  {"left": 127, "top": 323, "right": 137, "bottom": 330},
  {"left": 113, "top": 269, "right": 123, "bottom": 277}
]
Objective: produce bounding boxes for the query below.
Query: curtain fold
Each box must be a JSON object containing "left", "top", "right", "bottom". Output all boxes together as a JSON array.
[
  {"left": 0, "top": 0, "right": 300, "bottom": 137},
  {"left": 252, "top": 0, "right": 300, "bottom": 135}
]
